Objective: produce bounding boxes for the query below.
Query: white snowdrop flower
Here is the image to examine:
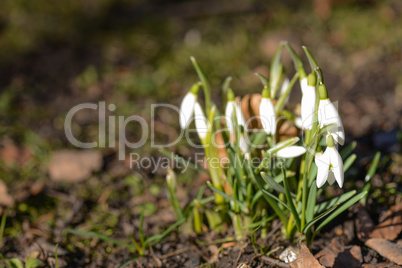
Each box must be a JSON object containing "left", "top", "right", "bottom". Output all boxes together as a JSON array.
[
  {"left": 317, "top": 84, "right": 345, "bottom": 146},
  {"left": 276, "top": 146, "right": 306, "bottom": 158},
  {"left": 259, "top": 86, "right": 276, "bottom": 135},
  {"left": 194, "top": 102, "right": 208, "bottom": 139},
  {"left": 300, "top": 74, "right": 316, "bottom": 130},
  {"left": 315, "top": 135, "right": 344, "bottom": 188},
  {"left": 179, "top": 84, "right": 199, "bottom": 129},
  {"left": 225, "top": 89, "right": 246, "bottom": 136},
  {"left": 239, "top": 133, "right": 248, "bottom": 154}
]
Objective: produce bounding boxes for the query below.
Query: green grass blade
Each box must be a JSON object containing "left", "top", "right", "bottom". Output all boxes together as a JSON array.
[
  {"left": 281, "top": 167, "right": 301, "bottom": 231},
  {"left": 314, "top": 190, "right": 356, "bottom": 214},
  {"left": 118, "top": 256, "right": 141, "bottom": 268},
  {"left": 221, "top": 76, "right": 232, "bottom": 106},
  {"left": 118, "top": 256, "right": 142, "bottom": 268},
  {"left": 303, "top": 204, "right": 338, "bottom": 233},
  {"left": 207, "top": 182, "right": 246, "bottom": 211},
  {"left": 275, "top": 72, "right": 299, "bottom": 115},
  {"left": 145, "top": 218, "right": 185, "bottom": 246},
  {"left": 68, "top": 229, "right": 137, "bottom": 251},
  {"left": 55, "top": 244, "right": 59, "bottom": 268},
  {"left": 365, "top": 152, "right": 381, "bottom": 182},
  {"left": 314, "top": 191, "right": 368, "bottom": 235},
  {"left": 0, "top": 213, "right": 6, "bottom": 249},
  {"left": 305, "top": 183, "right": 317, "bottom": 223},
  {"left": 261, "top": 172, "right": 296, "bottom": 199},
  {"left": 190, "top": 57, "right": 211, "bottom": 113},
  {"left": 246, "top": 161, "right": 288, "bottom": 225},
  {"left": 343, "top": 154, "right": 356, "bottom": 172},
  {"left": 302, "top": 46, "right": 318, "bottom": 70}
]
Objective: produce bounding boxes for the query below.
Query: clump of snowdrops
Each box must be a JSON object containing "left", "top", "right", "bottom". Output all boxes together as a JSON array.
[{"left": 167, "top": 42, "right": 368, "bottom": 245}]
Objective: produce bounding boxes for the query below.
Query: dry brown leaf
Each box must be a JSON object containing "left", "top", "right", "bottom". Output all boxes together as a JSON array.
[
  {"left": 365, "top": 238, "right": 402, "bottom": 265},
  {"left": 370, "top": 203, "right": 402, "bottom": 240},
  {"left": 315, "top": 238, "right": 362, "bottom": 268},
  {"left": 290, "top": 244, "right": 324, "bottom": 268},
  {"left": 356, "top": 206, "right": 375, "bottom": 241},
  {"left": 48, "top": 150, "right": 103, "bottom": 182}
]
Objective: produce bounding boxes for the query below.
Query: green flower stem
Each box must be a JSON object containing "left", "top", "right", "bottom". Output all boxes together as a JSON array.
[{"left": 191, "top": 57, "right": 212, "bottom": 116}]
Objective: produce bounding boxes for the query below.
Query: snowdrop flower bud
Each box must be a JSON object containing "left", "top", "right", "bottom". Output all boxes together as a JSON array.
[
  {"left": 317, "top": 84, "right": 345, "bottom": 145},
  {"left": 166, "top": 167, "right": 177, "bottom": 190},
  {"left": 300, "top": 73, "right": 317, "bottom": 130},
  {"left": 194, "top": 102, "right": 208, "bottom": 140},
  {"left": 315, "top": 135, "right": 344, "bottom": 188},
  {"left": 179, "top": 83, "right": 199, "bottom": 129},
  {"left": 239, "top": 126, "right": 249, "bottom": 154},
  {"left": 280, "top": 77, "right": 290, "bottom": 104},
  {"left": 225, "top": 89, "right": 246, "bottom": 136},
  {"left": 276, "top": 146, "right": 306, "bottom": 158},
  {"left": 266, "top": 137, "right": 306, "bottom": 158},
  {"left": 259, "top": 86, "right": 276, "bottom": 135}
]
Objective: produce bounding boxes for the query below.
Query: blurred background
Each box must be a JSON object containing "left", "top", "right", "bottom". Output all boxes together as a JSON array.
[{"left": 0, "top": 0, "right": 401, "bottom": 265}]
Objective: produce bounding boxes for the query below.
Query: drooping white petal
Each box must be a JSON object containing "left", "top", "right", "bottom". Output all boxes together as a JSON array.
[
  {"left": 239, "top": 134, "right": 248, "bottom": 154},
  {"left": 179, "top": 92, "right": 196, "bottom": 129},
  {"left": 330, "top": 147, "right": 344, "bottom": 188},
  {"left": 259, "top": 98, "right": 276, "bottom": 135},
  {"left": 300, "top": 78, "right": 316, "bottom": 130},
  {"left": 318, "top": 99, "right": 345, "bottom": 145},
  {"left": 236, "top": 103, "right": 246, "bottom": 127},
  {"left": 225, "top": 101, "right": 236, "bottom": 135},
  {"left": 276, "top": 146, "right": 306, "bottom": 158},
  {"left": 194, "top": 102, "right": 208, "bottom": 139},
  {"left": 315, "top": 152, "right": 330, "bottom": 188},
  {"left": 327, "top": 171, "right": 336, "bottom": 185}
]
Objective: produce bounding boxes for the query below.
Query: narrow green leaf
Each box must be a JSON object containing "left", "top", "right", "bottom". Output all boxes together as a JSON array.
[
  {"left": 190, "top": 57, "right": 211, "bottom": 113},
  {"left": 243, "top": 214, "right": 276, "bottom": 230},
  {"left": 275, "top": 72, "right": 299, "bottom": 115},
  {"left": 303, "top": 204, "right": 338, "bottom": 233},
  {"left": 261, "top": 172, "right": 296, "bottom": 198},
  {"left": 282, "top": 166, "right": 301, "bottom": 231},
  {"left": 0, "top": 213, "right": 6, "bottom": 249},
  {"left": 118, "top": 256, "right": 142, "bottom": 268},
  {"left": 55, "top": 244, "right": 59, "bottom": 268},
  {"left": 314, "top": 191, "right": 368, "bottom": 235},
  {"left": 261, "top": 189, "right": 291, "bottom": 212},
  {"left": 246, "top": 161, "right": 288, "bottom": 225},
  {"left": 305, "top": 183, "right": 317, "bottom": 223},
  {"left": 145, "top": 218, "right": 185, "bottom": 246},
  {"left": 207, "top": 182, "right": 247, "bottom": 211},
  {"left": 68, "top": 229, "right": 137, "bottom": 251},
  {"left": 302, "top": 46, "right": 318, "bottom": 70},
  {"left": 314, "top": 190, "right": 356, "bottom": 214},
  {"left": 365, "top": 152, "right": 381, "bottom": 182},
  {"left": 343, "top": 154, "right": 356, "bottom": 172}
]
